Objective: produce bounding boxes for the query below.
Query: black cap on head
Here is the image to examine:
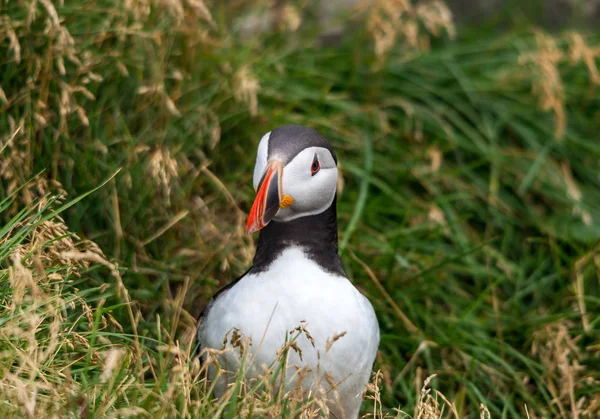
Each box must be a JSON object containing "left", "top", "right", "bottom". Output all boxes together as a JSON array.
[{"left": 267, "top": 125, "right": 337, "bottom": 165}]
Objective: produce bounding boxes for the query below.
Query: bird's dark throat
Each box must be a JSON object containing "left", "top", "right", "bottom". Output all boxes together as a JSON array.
[{"left": 251, "top": 199, "right": 344, "bottom": 276}]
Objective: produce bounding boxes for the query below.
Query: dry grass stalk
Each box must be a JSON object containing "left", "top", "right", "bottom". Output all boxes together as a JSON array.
[
  {"left": 137, "top": 84, "right": 182, "bottom": 117},
  {"left": 234, "top": 65, "right": 261, "bottom": 117},
  {"left": 532, "top": 321, "right": 599, "bottom": 418},
  {"left": 411, "top": 147, "right": 443, "bottom": 177},
  {"left": 560, "top": 162, "right": 591, "bottom": 226},
  {"left": 364, "top": 370, "right": 384, "bottom": 417},
  {"left": 518, "top": 31, "right": 566, "bottom": 140},
  {"left": 123, "top": 0, "right": 215, "bottom": 27},
  {"left": 325, "top": 331, "right": 347, "bottom": 353},
  {"left": 572, "top": 241, "right": 600, "bottom": 334},
  {"left": 280, "top": 5, "right": 302, "bottom": 32},
  {"left": 0, "top": 119, "right": 28, "bottom": 197},
  {"left": 519, "top": 31, "right": 600, "bottom": 141},
  {"left": 389, "top": 374, "right": 461, "bottom": 419},
  {"left": 428, "top": 205, "right": 449, "bottom": 234},
  {"left": 362, "top": 0, "right": 455, "bottom": 64},
  {"left": 200, "top": 109, "right": 222, "bottom": 149},
  {"left": 148, "top": 148, "right": 180, "bottom": 204},
  {"left": 568, "top": 32, "right": 600, "bottom": 86},
  {"left": 1, "top": 14, "right": 21, "bottom": 64}
]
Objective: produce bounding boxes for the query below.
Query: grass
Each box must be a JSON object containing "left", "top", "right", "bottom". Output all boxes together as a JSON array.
[{"left": 1, "top": 0, "right": 600, "bottom": 417}]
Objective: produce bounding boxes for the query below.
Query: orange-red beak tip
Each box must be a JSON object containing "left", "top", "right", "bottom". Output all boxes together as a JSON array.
[
  {"left": 245, "top": 205, "right": 263, "bottom": 235},
  {"left": 245, "top": 220, "right": 260, "bottom": 235}
]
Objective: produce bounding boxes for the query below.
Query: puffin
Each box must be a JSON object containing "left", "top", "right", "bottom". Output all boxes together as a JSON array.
[{"left": 197, "top": 125, "right": 380, "bottom": 418}]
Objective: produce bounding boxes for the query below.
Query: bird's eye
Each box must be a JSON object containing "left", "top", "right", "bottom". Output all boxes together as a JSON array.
[{"left": 310, "top": 154, "right": 320, "bottom": 176}]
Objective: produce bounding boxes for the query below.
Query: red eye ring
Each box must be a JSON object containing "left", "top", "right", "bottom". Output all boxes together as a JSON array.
[{"left": 310, "top": 154, "right": 320, "bottom": 176}]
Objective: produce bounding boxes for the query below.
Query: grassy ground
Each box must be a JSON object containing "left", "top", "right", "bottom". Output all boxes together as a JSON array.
[{"left": 1, "top": 0, "right": 599, "bottom": 417}]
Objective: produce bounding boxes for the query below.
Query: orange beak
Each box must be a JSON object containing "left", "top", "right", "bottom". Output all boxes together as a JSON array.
[{"left": 246, "top": 160, "right": 294, "bottom": 235}]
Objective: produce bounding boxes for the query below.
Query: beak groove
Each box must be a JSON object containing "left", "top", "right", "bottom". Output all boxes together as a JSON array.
[{"left": 246, "top": 161, "right": 284, "bottom": 235}]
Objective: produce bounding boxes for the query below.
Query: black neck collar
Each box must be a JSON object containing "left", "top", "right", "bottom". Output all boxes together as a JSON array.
[{"left": 251, "top": 199, "right": 344, "bottom": 276}]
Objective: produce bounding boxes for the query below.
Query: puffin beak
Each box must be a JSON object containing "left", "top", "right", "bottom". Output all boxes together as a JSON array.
[{"left": 246, "top": 160, "right": 293, "bottom": 235}]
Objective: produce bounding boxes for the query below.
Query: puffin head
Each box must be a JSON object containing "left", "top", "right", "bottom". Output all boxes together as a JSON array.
[{"left": 246, "top": 125, "right": 338, "bottom": 235}]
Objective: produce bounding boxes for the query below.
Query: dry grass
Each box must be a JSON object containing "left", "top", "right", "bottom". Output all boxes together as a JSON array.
[
  {"left": 361, "top": 0, "right": 455, "bottom": 63},
  {"left": 518, "top": 29, "right": 600, "bottom": 140},
  {"left": 1, "top": 195, "right": 114, "bottom": 416},
  {"left": 0, "top": 198, "right": 459, "bottom": 417}
]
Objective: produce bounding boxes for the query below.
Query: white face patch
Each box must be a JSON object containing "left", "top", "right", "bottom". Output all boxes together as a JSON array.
[
  {"left": 275, "top": 146, "right": 337, "bottom": 222},
  {"left": 253, "top": 132, "right": 270, "bottom": 190}
]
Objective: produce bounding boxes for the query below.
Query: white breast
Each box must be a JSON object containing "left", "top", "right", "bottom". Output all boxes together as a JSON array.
[{"left": 198, "top": 247, "right": 380, "bottom": 418}]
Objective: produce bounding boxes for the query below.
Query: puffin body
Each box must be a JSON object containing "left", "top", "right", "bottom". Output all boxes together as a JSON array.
[{"left": 197, "top": 125, "right": 380, "bottom": 418}]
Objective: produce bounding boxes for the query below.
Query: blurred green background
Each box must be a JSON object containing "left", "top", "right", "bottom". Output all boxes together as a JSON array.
[{"left": 1, "top": 0, "right": 599, "bottom": 417}]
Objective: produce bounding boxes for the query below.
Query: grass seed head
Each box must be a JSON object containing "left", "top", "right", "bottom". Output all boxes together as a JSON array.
[{"left": 234, "top": 65, "right": 261, "bottom": 116}]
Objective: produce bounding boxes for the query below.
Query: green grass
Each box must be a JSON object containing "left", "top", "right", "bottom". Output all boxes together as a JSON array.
[{"left": 1, "top": 0, "right": 599, "bottom": 417}]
